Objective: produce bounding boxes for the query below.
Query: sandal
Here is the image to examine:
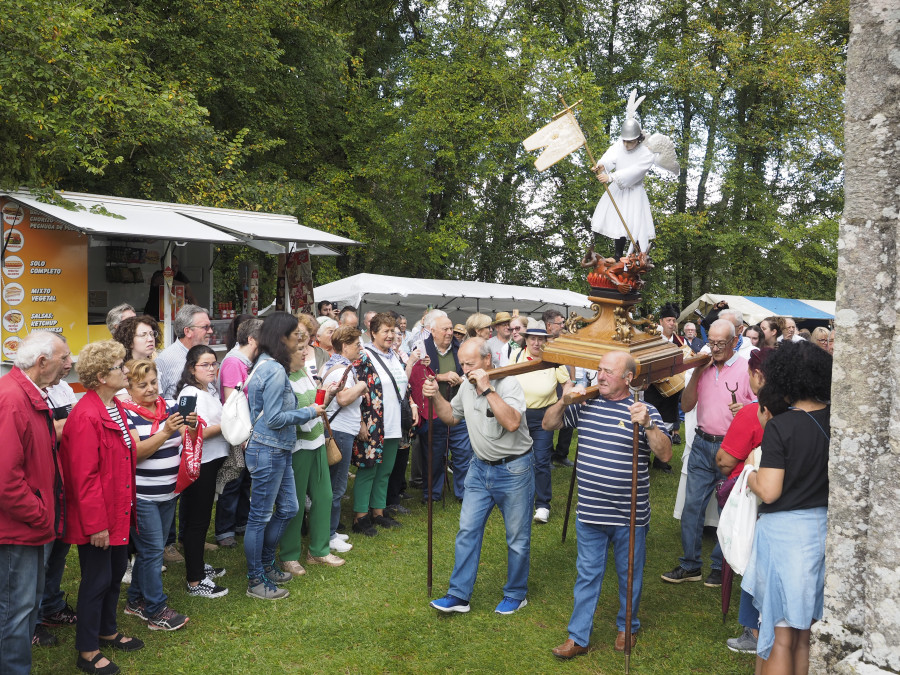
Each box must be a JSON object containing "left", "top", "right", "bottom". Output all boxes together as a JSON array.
[
  {"left": 98, "top": 633, "right": 145, "bottom": 652},
  {"left": 76, "top": 653, "right": 120, "bottom": 675}
]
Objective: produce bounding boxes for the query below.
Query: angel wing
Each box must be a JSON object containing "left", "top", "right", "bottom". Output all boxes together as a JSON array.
[{"left": 645, "top": 133, "right": 680, "bottom": 175}]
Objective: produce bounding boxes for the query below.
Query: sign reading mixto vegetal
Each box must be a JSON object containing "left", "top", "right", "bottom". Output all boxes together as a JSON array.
[{"left": 1, "top": 198, "right": 88, "bottom": 362}]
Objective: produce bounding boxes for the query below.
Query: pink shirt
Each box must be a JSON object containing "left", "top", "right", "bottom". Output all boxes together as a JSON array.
[
  {"left": 219, "top": 355, "right": 250, "bottom": 403},
  {"left": 695, "top": 353, "right": 753, "bottom": 436}
]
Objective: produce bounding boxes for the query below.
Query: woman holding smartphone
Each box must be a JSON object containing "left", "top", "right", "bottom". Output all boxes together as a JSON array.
[{"left": 175, "top": 345, "right": 230, "bottom": 599}]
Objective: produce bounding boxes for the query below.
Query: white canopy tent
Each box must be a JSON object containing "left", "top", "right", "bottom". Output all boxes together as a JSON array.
[
  {"left": 677, "top": 293, "right": 835, "bottom": 327},
  {"left": 314, "top": 273, "right": 592, "bottom": 324}
]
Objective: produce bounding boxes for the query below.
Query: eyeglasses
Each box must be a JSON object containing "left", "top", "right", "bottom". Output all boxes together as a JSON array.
[
  {"left": 510, "top": 326, "right": 524, "bottom": 332},
  {"left": 190, "top": 324, "right": 213, "bottom": 332},
  {"left": 548, "top": 320, "right": 565, "bottom": 326},
  {"left": 195, "top": 362, "right": 219, "bottom": 370},
  {"left": 135, "top": 330, "right": 159, "bottom": 339},
  {"left": 816, "top": 338, "right": 834, "bottom": 345},
  {"left": 109, "top": 364, "right": 125, "bottom": 372},
  {"left": 708, "top": 339, "right": 734, "bottom": 350}
]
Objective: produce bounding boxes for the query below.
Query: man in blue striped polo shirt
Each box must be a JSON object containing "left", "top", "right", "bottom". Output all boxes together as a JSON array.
[{"left": 543, "top": 350, "right": 672, "bottom": 658}]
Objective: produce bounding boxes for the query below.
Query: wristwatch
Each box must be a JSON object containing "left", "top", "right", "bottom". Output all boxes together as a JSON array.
[
  {"left": 644, "top": 418, "right": 656, "bottom": 431},
  {"left": 481, "top": 386, "right": 496, "bottom": 397}
]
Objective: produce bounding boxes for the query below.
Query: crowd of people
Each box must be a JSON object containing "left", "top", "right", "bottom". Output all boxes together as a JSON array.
[{"left": 0, "top": 298, "right": 832, "bottom": 675}]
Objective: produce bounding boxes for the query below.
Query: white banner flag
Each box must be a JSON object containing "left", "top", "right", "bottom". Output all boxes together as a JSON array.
[{"left": 522, "top": 111, "right": 586, "bottom": 172}]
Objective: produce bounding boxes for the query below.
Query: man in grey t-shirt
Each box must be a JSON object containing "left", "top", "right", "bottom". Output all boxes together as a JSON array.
[{"left": 423, "top": 338, "right": 534, "bottom": 616}]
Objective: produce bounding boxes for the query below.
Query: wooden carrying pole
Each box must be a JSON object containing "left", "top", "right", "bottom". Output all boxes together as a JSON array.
[
  {"left": 623, "top": 388, "right": 642, "bottom": 673},
  {"left": 561, "top": 445, "right": 579, "bottom": 544}
]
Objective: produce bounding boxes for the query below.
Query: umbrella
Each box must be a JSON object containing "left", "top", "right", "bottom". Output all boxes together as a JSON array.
[{"left": 721, "top": 562, "right": 734, "bottom": 623}]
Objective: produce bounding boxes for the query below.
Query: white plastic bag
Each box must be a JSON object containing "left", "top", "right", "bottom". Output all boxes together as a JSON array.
[
  {"left": 221, "top": 364, "right": 262, "bottom": 446},
  {"left": 716, "top": 464, "right": 759, "bottom": 575}
]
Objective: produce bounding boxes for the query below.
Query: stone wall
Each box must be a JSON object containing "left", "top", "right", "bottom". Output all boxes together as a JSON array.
[{"left": 809, "top": 0, "right": 900, "bottom": 673}]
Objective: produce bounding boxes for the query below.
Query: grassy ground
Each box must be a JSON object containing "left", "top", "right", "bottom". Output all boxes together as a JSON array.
[{"left": 32, "top": 437, "right": 755, "bottom": 674}]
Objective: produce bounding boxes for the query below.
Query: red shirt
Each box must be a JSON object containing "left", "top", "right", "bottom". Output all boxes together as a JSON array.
[{"left": 719, "top": 402, "right": 763, "bottom": 478}]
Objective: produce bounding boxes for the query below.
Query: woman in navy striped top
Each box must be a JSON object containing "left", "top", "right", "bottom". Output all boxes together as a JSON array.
[{"left": 119, "top": 359, "right": 193, "bottom": 631}]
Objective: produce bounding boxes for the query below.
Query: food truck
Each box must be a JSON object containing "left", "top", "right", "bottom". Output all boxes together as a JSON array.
[{"left": 1, "top": 191, "right": 358, "bottom": 375}]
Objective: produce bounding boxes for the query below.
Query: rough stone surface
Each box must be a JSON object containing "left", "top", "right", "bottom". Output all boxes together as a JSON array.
[{"left": 810, "top": 0, "right": 900, "bottom": 673}]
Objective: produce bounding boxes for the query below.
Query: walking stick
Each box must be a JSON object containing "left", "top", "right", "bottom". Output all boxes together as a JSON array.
[
  {"left": 623, "top": 387, "right": 643, "bottom": 674},
  {"left": 561, "top": 445, "right": 578, "bottom": 544},
  {"left": 426, "top": 396, "right": 434, "bottom": 598}
]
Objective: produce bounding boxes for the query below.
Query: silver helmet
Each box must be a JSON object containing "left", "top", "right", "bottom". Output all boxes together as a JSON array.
[{"left": 620, "top": 90, "right": 646, "bottom": 142}]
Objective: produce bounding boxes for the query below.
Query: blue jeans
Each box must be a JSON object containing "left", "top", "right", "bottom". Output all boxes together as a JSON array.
[
  {"left": 526, "top": 407, "right": 554, "bottom": 510},
  {"left": 446, "top": 452, "right": 535, "bottom": 602},
  {"left": 243, "top": 441, "right": 299, "bottom": 581},
  {"left": 679, "top": 434, "right": 723, "bottom": 571},
  {"left": 417, "top": 418, "right": 473, "bottom": 500},
  {"left": 329, "top": 430, "right": 355, "bottom": 538},
  {"left": 129, "top": 497, "right": 177, "bottom": 616},
  {"left": 40, "top": 538, "right": 70, "bottom": 619},
  {"left": 0, "top": 544, "right": 44, "bottom": 674},
  {"left": 568, "top": 520, "right": 646, "bottom": 646},
  {"left": 739, "top": 588, "right": 759, "bottom": 629},
  {"left": 215, "top": 469, "right": 251, "bottom": 541}
]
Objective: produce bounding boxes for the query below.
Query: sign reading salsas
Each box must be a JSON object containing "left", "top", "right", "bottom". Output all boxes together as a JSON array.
[{"left": 1, "top": 198, "right": 88, "bottom": 361}]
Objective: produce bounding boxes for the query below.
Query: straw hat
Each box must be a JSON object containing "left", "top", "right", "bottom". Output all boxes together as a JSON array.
[
  {"left": 491, "top": 311, "right": 513, "bottom": 326},
  {"left": 524, "top": 319, "right": 550, "bottom": 338}
]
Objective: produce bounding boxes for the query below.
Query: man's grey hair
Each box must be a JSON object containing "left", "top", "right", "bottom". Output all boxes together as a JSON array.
[
  {"left": 236, "top": 319, "right": 263, "bottom": 346},
  {"left": 14, "top": 331, "right": 65, "bottom": 370},
  {"left": 464, "top": 337, "right": 492, "bottom": 359},
  {"left": 684, "top": 322, "right": 696, "bottom": 331},
  {"left": 424, "top": 309, "right": 448, "bottom": 330},
  {"left": 719, "top": 309, "right": 744, "bottom": 327},
  {"left": 106, "top": 303, "right": 135, "bottom": 332},
  {"left": 710, "top": 318, "right": 736, "bottom": 338},
  {"left": 175, "top": 304, "right": 209, "bottom": 339}
]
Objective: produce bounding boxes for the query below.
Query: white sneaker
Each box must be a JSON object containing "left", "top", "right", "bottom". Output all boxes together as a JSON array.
[
  {"left": 330, "top": 536, "right": 353, "bottom": 553},
  {"left": 335, "top": 533, "right": 350, "bottom": 542},
  {"left": 534, "top": 507, "right": 550, "bottom": 523},
  {"left": 122, "top": 555, "right": 135, "bottom": 585}
]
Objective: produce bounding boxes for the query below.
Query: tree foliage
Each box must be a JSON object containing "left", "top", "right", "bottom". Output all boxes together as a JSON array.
[{"left": 0, "top": 0, "right": 846, "bottom": 309}]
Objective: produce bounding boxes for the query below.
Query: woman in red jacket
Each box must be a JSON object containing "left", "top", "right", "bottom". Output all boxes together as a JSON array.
[{"left": 61, "top": 341, "right": 143, "bottom": 675}]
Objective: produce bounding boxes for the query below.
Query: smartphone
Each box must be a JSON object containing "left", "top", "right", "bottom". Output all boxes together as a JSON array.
[{"left": 178, "top": 395, "right": 197, "bottom": 418}]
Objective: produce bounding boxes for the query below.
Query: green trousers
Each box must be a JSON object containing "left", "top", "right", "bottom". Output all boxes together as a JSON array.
[
  {"left": 281, "top": 445, "right": 332, "bottom": 559},
  {"left": 353, "top": 439, "right": 399, "bottom": 513}
]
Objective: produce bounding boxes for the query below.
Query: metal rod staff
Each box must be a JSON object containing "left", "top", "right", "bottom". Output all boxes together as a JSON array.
[
  {"left": 426, "top": 395, "right": 434, "bottom": 597},
  {"left": 561, "top": 444, "right": 579, "bottom": 544}
]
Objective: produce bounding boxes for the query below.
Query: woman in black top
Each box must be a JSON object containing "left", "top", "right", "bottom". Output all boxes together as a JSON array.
[{"left": 743, "top": 341, "right": 832, "bottom": 674}]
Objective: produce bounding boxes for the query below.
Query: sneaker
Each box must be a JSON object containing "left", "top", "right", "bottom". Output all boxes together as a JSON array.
[
  {"left": 204, "top": 563, "right": 226, "bottom": 579},
  {"left": 385, "top": 503, "right": 411, "bottom": 516},
  {"left": 32, "top": 624, "right": 59, "bottom": 647},
  {"left": 217, "top": 536, "right": 237, "bottom": 548},
  {"left": 123, "top": 599, "right": 149, "bottom": 621},
  {"left": 495, "top": 596, "right": 528, "bottom": 615},
  {"left": 147, "top": 607, "right": 189, "bottom": 632},
  {"left": 42, "top": 600, "right": 77, "bottom": 626},
  {"left": 372, "top": 514, "right": 401, "bottom": 529},
  {"left": 264, "top": 563, "right": 294, "bottom": 585},
  {"left": 163, "top": 545, "right": 184, "bottom": 564},
  {"left": 121, "top": 555, "right": 134, "bottom": 585},
  {"left": 552, "top": 456, "right": 573, "bottom": 467},
  {"left": 704, "top": 569, "right": 723, "bottom": 587},
  {"left": 661, "top": 565, "right": 702, "bottom": 583},
  {"left": 533, "top": 507, "right": 550, "bottom": 524},
  {"left": 247, "top": 577, "right": 289, "bottom": 600},
  {"left": 306, "top": 552, "right": 346, "bottom": 567},
  {"left": 280, "top": 560, "right": 306, "bottom": 577},
  {"left": 726, "top": 627, "right": 758, "bottom": 654},
  {"left": 430, "top": 594, "right": 470, "bottom": 614},
  {"left": 329, "top": 535, "right": 353, "bottom": 553},
  {"left": 186, "top": 577, "right": 228, "bottom": 598},
  {"left": 352, "top": 515, "right": 378, "bottom": 537},
  {"left": 161, "top": 564, "right": 167, "bottom": 573},
  {"left": 334, "top": 532, "right": 350, "bottom": 542},
  {"left": 204, "top": 541, "right": 219, "bottom": 551}
]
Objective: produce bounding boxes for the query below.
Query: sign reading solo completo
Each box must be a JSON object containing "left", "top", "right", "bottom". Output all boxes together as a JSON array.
[{"left": 1, "top": 198, "right": 88, "bottom": 361}]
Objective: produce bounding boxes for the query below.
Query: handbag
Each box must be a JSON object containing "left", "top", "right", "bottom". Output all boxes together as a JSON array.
[
  {"left": 365, "top": 347, "right": 413, "bottom": 436},
  {"left": 221, "top": 362, "right": 264, "bottom": 446},
  {"left": 716, "top": 463, "right": 760, "bottom": 575},
  {"left": 320, "top": 412, "right": 343, "bottom": 466}
]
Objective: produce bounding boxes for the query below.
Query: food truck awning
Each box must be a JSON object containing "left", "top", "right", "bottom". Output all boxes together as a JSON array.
[
  {"left": 2, "top": 191, "right": 361, "bottom": 249},
  {"left": 4, "top": 192, "right": 241, "bottom": 243}
]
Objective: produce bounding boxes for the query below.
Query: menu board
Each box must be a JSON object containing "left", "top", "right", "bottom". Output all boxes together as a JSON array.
[{"left": 1, "top": 198, "right": 89, "bottom": 361}]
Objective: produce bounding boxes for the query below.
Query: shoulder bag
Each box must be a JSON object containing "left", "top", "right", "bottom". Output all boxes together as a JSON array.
[
  {"left": 365, "top": 346, "right": 413, "bottom": 436},
  {"left": 221, "top": 361, "right": 264, "bottom": 446}
]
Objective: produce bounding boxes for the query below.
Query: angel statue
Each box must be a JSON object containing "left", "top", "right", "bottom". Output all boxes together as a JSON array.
[{"left": 588, "top": 90, "right": 680, "bottom": 261}]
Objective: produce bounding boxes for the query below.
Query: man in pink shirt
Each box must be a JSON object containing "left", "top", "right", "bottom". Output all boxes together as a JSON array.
[{"left": 662, "top": 319, "right": 753, "bottom": 588}]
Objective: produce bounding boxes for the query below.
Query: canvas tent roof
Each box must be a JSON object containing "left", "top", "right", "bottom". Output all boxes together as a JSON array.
[
  {"left": 314, "top": 273, "right": 592, "bottom": 324},
  {"left": 677, "top": 293, "right": 835, "bottom": 327},
  {"left": 2, "top": 191, "right": 360, "bottom": 252}
]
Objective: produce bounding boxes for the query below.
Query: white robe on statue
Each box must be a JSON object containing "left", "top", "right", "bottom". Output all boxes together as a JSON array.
[{"left": 590, "top": 140, "right": 658, "bottom": 253}]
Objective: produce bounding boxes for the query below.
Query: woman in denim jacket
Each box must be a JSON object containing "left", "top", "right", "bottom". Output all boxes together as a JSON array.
[{"left": 243, "top": 312, "right": 325, "bottom": 600}]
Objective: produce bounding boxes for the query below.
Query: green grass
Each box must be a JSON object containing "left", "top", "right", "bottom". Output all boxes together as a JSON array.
[{"left": 33, "top": 439, "right": 755, "bottom": 674}]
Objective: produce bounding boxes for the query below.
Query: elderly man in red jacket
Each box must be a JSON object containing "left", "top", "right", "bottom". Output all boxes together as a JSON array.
[{"left": 0, "top": 331, "right": 70, "bottom": 675}]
